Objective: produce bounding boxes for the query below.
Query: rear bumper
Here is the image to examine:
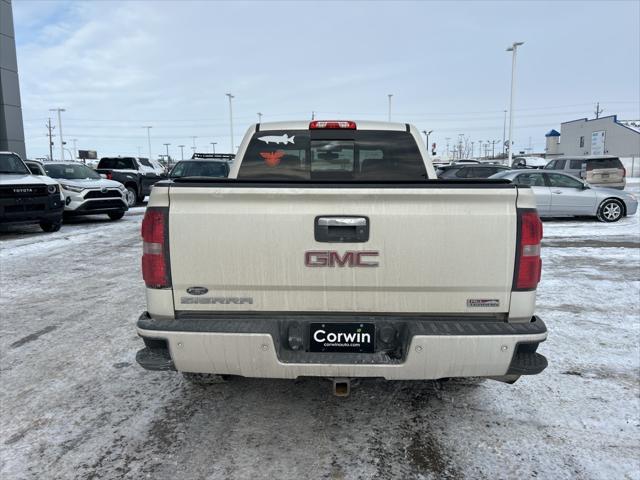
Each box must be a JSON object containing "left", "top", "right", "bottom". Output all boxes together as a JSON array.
[{"left": 136, "top": 312, "right": 548, "bottom": 380}]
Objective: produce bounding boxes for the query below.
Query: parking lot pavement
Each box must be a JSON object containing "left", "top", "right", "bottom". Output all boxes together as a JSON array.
[{"left": 1, "top": 203, "right": 639, "bottom": 479}]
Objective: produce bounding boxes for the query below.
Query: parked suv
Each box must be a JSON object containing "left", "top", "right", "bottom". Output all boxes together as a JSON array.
[
  {"left": 0, "top": 152, "right": 64, "bottom": 232},
  {"left": 544, "top": 156, "right": 626, "bottom": 190},
  {"left": 96, "top": 156, "right": 166, "bottom": 206},
  {"left": 43, "top": 161, "right": 128, "bottom": 220}
]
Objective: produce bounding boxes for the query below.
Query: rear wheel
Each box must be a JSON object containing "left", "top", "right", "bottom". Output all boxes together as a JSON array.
[
  {"left": 108, "top": 210, "right": 125, "bottom": 221},
  {"left": 125, "top": 187, "right": 137, "bottom": 207},
  {"left": 40, "top": 219, "right": 62, "bottom": 232},
  {"left": 597, "top": 198, "right": 624, "bottom": 222}
]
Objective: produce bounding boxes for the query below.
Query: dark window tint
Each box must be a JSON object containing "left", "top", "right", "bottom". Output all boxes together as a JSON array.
[
  {"left": 457, "top": 167, "right": 503, "bottom": 178},
  {"left": 586, "top": 158, "right": 623, "bottom": 170},
  {"left": 555, "top": 159, "right": 566, "bottom": 169},
  {"left": 548, "top": 173, "right": 583, "bottom": 188},
  {"left": 138, "top": 157, "right": 153, "bottom": 168},
  {"left": 544, "top": 160, "right": 556, "bottom": 170},
  {"left": 438, "top": 168, "right": 461, "bottom": 179},
  {"left": 569, "top": 159, "right": 584, "bottom": 169},
  {"left": 98, "top": 157, "right": 137, "bottom": 170},
  {"left": 170, "top": 161, "right": 229, "bottom": 178},
  {"left": 514, "top": 173, "right": 545, "bottom": 187},
  {"left": 237, "top": 130, "right": 426, "bottom": 181},
  {"left": 27, "top": 163, "right": 45, "bottom": 175}
]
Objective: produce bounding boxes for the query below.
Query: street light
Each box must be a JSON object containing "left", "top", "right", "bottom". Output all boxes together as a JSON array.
[
  {"left": 257, "top": 112, "right": 262, "bottom": 123},
  {"left": 506, "top": 41, "right": 524, "bottom": 165},
  {"left": 226, "top": 93, "right": 235, "bottom": 151},
  {"left": 191, "top": 136, "right": 197, "bottom": 154},
  {"left": 178, "top": 144, "right": 185, "bottom": 160},
  {"left": 387, "top": 94, "right": 393, "bottom": 121},
  {"left": 210, "top": 142, "right": 217, "bottom": 154},
  {"left": 49, "top": 108, "right": 66, "bottom": 161},
  {"left": 71, "top": 138, "right": 78, "bottom": 160},
  {"left": 163, "top": 143, "right": 171, "bottom": 168},
  {"left": 422, "top": 130, "right": 433, "bottom": 154},
  {"left": 142, "top": 126, "right": 152, "bottom": 160}
]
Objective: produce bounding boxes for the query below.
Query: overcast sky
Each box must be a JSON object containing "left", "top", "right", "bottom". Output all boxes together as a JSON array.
[{"left": 13, "top": 0, "right": 640, "bottom": 160}]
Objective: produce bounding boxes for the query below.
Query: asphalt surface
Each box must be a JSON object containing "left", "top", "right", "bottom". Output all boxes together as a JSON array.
[{"left": 1, "top": 199, "right": 639, "bottom": 479}]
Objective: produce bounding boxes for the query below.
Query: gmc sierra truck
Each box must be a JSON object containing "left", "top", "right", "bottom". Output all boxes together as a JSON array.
[{"left": 135, "top": 120, "right": 547, "bottom": 395}]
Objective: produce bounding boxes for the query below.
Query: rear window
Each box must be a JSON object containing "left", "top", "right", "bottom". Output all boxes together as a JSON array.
[
  {"left": 586, "top": 158, "right": 623, "bottom": 170},
  {"left": 98, "top": 157, "right": 137, "bottom": 170},
  {"left": 170, "top": 161, "right": 229, "bottom": 178},
  {"left": 237, "top": 130, "right": 426, "bottom": 181}
]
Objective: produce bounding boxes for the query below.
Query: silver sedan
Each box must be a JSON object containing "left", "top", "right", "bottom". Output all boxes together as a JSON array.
[{"left": 490, "top": 170, "right": 638, "bottom": 222}]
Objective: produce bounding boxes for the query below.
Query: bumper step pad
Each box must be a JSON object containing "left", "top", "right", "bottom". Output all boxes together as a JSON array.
[
  {"left": 507, "top": 351, "right": 548, "bottom": 375},
  {"left": 136, "top": 347, "right": 175, "bottom": 371}
]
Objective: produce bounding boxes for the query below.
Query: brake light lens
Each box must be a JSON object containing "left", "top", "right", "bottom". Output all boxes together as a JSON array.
[
  {"left": 309, "top": 120, "right": 356, "bottom": 130},
  {"left": 106, "top": 172, "right": 113, "bottom": 180},
  {"left": 514, "top": 210, "right": 543, "bottom": 290},
  {"left": 142, "top": 207, "right": 170, "bottom": 288}
]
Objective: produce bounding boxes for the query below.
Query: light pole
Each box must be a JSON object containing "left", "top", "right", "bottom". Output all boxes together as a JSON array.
[
  {"left": 178, "top": 145, "right": 185, "bottom": 160},
  {"left": 478, "top": 140, "right": 483, "bottom": 159},
  {"left": 422, "top": 130, "right": 433, "bottom": 154},
  {"left": 257, "top": 112, "right": 262, "bottom": 123},
  {"left": 506, "top": 41, "right": 524, "bottom": 165},
  {"left": 163, "top": 143, "right": 171, "bottom": 168},
  {"left": 210, "top": 142, "right": 217, "bottom": 154},
  {"left": 191, "top": 136, "right": 197, "bottom": 154},
  {"left": 142, "top": 126, "right": 152, "bottom": 160},
  {"left": 49, "top": 108, "right": 66, "bottom": 160},
  {"left": 387, "top": 94, "right": 393, "bottom": 121},
  {"left": 502, "top": 109, "right": 507, "bottom": 158},
  {"left": 226, "top": 93, "right": 235, "bottom": 152},
  {"left": 71, "top": 138, "right": 78, "bottom": 160}
]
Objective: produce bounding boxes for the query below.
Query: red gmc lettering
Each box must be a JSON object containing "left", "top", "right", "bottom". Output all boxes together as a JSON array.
[{"left": 305, "top": 251, "right": 379, "bottom": 267}]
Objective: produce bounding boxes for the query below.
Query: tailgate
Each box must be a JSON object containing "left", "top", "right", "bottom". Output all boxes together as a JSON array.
[{"left": 168, "top": 186, "right": 518, "bottom": 314}]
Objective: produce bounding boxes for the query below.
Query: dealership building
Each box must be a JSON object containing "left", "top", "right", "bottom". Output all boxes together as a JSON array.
[
  {"left": 545, "top": 115, "right": 640, "bottom": 158},
  {"left": 0, "top": 0, "right": 26, "bottom": 159}
]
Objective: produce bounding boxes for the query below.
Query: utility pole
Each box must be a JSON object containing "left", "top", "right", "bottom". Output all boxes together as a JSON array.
[
  {"left": 226, "top": 93, "right": 235, "bottom": 152},
  {"left": 46, "top": 118, "right": 55, "bottom": 161},
  {"left": 142, "top": 126, "right": 152, "bottom": 160},
  {"left": 594, "top": 102, "right": 603, "bottom": 119},
  {"left": 387, "top": 94, "right": 393, "bottom": 121},
  {"left": 163, "top": 143, "right": 171, "bottom": 168},
  {"left": 311, "top": 111, "right": 315, "bottom": 120},
  {"left": 210, "top": 142, "right": 217, "bottom": 154},
  {"left": 502, "top": 109, "right": 507, "bottom": 157},
  {"left": 506, "top": 41, "right": 524, "bottom": 165},
  {"left": 49, "top": 108, "right": 66, "bottom": 161},
  {"left": 257, "top": 112, "right": 262, "bottom": 123},
  {"left": 178, "top": 144, "right": 185, "bottom": 160}
]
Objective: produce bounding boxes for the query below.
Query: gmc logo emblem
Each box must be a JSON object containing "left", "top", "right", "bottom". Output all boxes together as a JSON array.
[{"left": 305, "top": 250, "right": 379, "bottom": 267}]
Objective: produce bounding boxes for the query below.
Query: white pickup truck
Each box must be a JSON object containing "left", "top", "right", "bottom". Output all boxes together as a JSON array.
[{"left": 136, "top": 120, "right": 547, "bottom": 394}]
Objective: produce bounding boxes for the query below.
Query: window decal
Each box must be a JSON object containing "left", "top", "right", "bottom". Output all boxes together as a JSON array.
[
  {"left": 260, "top": 150, "right": 285, "bottom": 167},
  {"left": 257, "top": 134, "right": 295, "bottom": 145}
]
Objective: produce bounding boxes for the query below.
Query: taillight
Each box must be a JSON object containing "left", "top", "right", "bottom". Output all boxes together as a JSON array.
[
  {"left": 141, "top": 207, "right": 170, "bottom": 288},
  {"left": 514, "top": 210, "right": 543, "bottom": 290},
  {"left": 106, "top": 172, "right": 113, "bottom": 180},
  {"left": 309, "top": 120, "right": 356, "bottom": 130},
  {"left": 622, "top": 167, "right": 626, "bottom": 177}
]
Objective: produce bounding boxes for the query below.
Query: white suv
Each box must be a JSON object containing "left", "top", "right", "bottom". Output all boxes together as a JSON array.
[{"left": 40, "top": 161, "right": 129, "bottom": 220}]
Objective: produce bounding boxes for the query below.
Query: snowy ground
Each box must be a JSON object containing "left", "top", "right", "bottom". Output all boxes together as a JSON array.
[{"left": 1, "top": 189, "right": 638, "bottom": 480}]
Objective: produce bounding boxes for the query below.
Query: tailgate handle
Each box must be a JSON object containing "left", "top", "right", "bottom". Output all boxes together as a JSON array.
[{"left": 315, "top": 216, "right": 369, "bottom": 243}]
